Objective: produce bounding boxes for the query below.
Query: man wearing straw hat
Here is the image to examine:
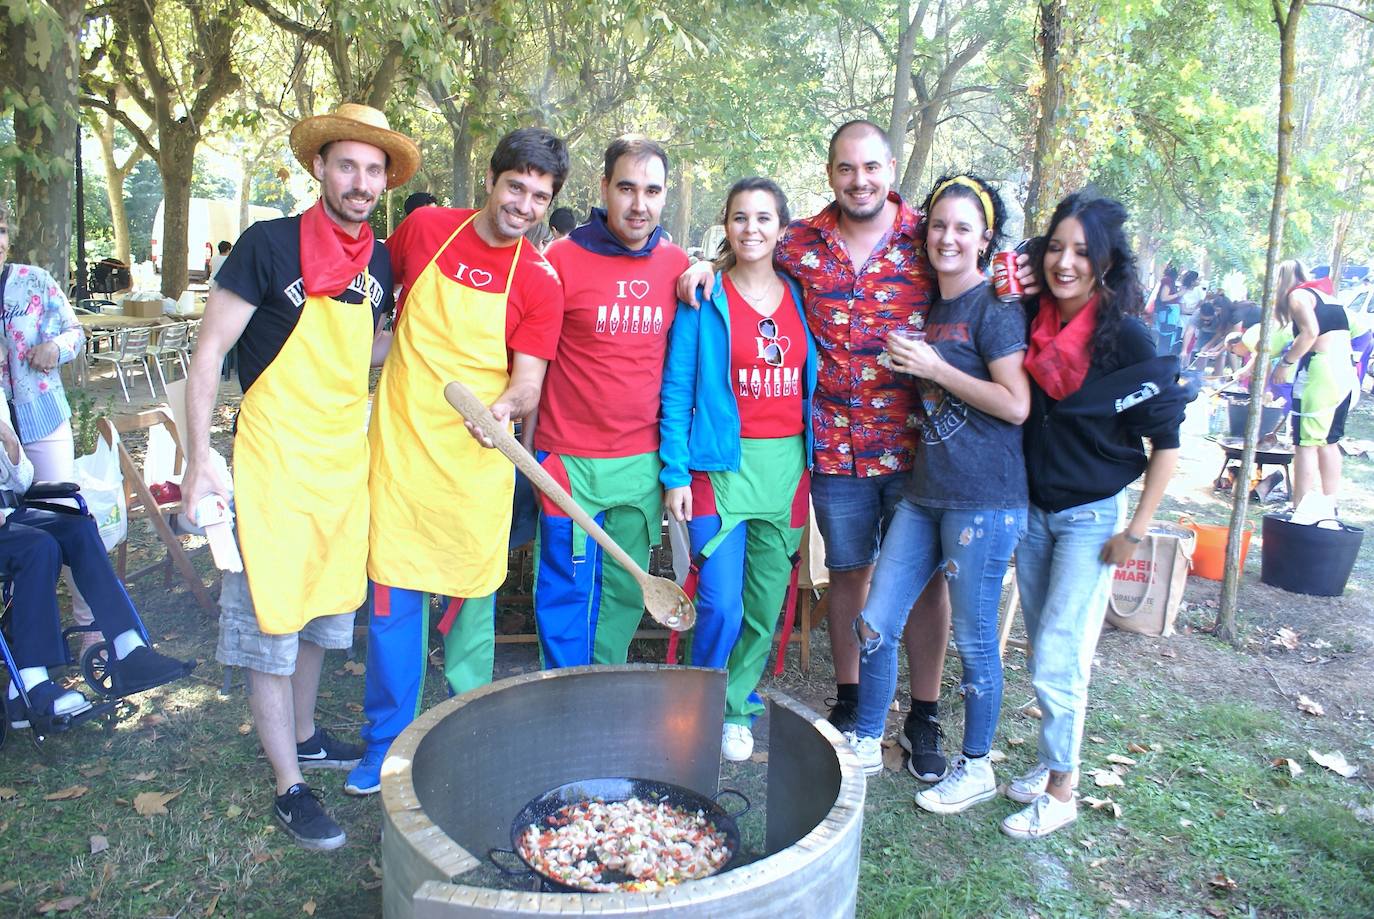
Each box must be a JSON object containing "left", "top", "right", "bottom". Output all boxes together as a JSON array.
[{"left": 181, "top": 103, "right": 419, "bottom": 850}]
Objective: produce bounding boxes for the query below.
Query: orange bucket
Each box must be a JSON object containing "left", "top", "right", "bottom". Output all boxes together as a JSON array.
[{"left": 1179, "top": 515, "right": 1254, "bottom": 580}]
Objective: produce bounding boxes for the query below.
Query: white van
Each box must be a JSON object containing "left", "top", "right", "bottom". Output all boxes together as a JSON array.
[{"left": 151, "top": 198, "right": 285, "bottom": 281}]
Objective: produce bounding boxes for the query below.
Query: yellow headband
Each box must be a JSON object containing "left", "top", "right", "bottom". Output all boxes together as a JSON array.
[{"left": 930, "top": 176, "right": 995, "bottom": 233}]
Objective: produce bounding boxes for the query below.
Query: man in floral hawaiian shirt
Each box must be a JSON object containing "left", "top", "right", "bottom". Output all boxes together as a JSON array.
[{"left": 680, "top": 120, "right": 954, "bottom": 781}]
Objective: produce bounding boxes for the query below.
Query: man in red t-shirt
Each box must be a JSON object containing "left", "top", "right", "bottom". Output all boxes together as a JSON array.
[
  {"left": 346, "top": 128, "right": 568, "bottom": 797},
  {"left": 533, "top": 135, "right": 690, "bottom": 668}
]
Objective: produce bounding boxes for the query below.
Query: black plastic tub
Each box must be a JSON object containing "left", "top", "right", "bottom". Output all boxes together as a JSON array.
[{"left": 1261, "top": 513, "right": 1364, "bottom": 597}]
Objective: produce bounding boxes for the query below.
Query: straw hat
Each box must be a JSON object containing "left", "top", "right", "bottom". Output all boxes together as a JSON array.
[{"left": 289, "top": 103, "right": 420, "bottom": 190}]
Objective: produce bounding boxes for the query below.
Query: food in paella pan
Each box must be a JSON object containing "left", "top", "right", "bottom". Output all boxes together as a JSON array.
[{"left": 518, "top": 795, "right": 731, "bottom": 892}]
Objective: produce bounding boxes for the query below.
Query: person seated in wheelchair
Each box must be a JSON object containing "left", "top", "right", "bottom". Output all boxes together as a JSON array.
[{"left": 0, "top": 415, "right": 193, "bottom": 728}]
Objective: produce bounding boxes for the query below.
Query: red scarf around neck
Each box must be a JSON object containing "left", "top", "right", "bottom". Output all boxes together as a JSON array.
[
  {"left": 1025, "top": 293, "right": 1100, "bottom": 400},
  {"left": 299, "top": 200, "right": 374, "bottom": 298}
]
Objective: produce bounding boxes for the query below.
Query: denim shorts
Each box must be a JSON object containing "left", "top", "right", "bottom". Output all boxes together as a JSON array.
[
  {"left": 810, "top": 472, "right": 906, "bottom": 571},
  {"left": 214, "top": 570, "right": 356, "bottom": 676}
]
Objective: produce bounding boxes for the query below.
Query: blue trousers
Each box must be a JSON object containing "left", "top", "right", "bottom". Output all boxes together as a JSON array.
[{"left": 0, "top": 506, "right": 138, "bottom": 668}]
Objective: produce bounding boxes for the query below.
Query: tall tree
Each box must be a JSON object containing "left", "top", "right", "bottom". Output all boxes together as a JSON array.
[
  {"left": 85, "top": 102, "right": 150, "bottom": 266},
  {"left": 1024, "top": 0, "right": 1065, "bottom": 230},
  {"left": 1216, "top": 0, "right": 1308, "bottom": 643},
  {"left": 1, "top": 0, "right": 84, "bottom": 285},
  {"left": 84, "top": 0, "right": 241, "bottom": 297}
]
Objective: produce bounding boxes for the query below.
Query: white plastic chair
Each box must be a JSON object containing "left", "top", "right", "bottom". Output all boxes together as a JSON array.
[
  {"left": 89, "top": 327, "right": 157, "bottom": 401},
  {"left": 146, "top": 323, "right": 190, "bottom": 391}
]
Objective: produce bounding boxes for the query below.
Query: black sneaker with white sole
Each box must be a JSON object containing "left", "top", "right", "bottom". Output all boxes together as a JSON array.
[
  {"left": 296, "top": 728, "right": 364, "bottom": 770},
  {"left": 901, "top": 709, "right": 948, "bottom": 782},
  {"left": 274, "top": 783, "right": 346, "bottom": 851},
  {"left": 826, "top": 697, "right": 859, "bottom": 733}
]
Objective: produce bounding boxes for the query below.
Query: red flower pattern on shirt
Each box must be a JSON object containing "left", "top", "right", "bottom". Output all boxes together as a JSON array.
[{"left": 775, "top": 192, "right": 935, "bottom": 476}]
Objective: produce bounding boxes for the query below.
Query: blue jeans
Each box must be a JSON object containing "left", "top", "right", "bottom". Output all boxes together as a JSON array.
[
  {"left": 855, "top": 500, "right": 1025, "bottom": 756},
  {"left": 1014, "top": 492, "right": 1127, "bottom": 773},
  {"left": 810, "top": 472, "right": 905, "bottom": 571}
]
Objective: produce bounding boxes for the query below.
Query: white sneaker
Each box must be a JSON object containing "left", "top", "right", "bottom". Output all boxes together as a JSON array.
[
  {"left": 1006, "top": 764, "right": 1079, "bottom": 804},
  {"left": 844, "top": 731, "right": 884, "bottom": 776},
  {"left": 915, "top": 753, "right": 998, "bottom": 814},
  {"left": 1001, "top": 792, "right": 1078, "bottom": 839},
  {"left": 722, "top": 723, "right": 754, "bottom": 762}
]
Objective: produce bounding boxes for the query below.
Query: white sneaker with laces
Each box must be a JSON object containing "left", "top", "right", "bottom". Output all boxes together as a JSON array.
[
  {"left": 915, "top": 753, "right": 998, "bottom": 814},
  {"left": 1006, "top": 764, "right": 1079, "bottom": 803},
  {"left": 1001, "top": 791, "right": 1078, "bottom": 839},
  {"left": 722, "top": 723, "right": 754, "bottom": 762},
  {"left": 844, "top": 732, "right": 884, "bottom": 776}
]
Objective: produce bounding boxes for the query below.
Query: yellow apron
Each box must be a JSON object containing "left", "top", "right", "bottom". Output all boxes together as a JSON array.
[
  {"left": 368, "top": 213, "right": 517, "bottom": 597},
  {"left": 235, "top": 274, "right": 375, "bottom": 634}
]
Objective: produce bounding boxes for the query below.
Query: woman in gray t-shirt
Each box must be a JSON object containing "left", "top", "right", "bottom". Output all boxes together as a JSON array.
[{"left": 845, "top": 174, "right": 1029, "bottom": 820}]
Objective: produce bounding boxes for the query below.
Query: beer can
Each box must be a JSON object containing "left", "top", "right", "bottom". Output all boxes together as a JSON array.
[{"left": 992, "top": 250, "right": 1023, "bottom": 302}]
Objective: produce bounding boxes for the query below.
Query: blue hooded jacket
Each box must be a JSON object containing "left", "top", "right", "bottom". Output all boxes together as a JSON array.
[{"left": 659, "top": 271, "right": 817, "bottom": 489}]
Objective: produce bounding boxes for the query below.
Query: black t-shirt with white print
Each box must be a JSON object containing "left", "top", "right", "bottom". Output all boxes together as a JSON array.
[
  {"left": 904, "top": 281, "right": 1028, "bottom": 510},
  {"left": 214, "top": 215, "right": 393, "bottom": 393}
]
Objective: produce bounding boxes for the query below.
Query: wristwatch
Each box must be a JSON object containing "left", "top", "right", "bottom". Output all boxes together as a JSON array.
[{"left": 1124, "top": 532, "right": 1143, "bottom": 544}]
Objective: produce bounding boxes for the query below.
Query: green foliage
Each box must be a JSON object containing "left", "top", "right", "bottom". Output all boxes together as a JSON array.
[{"left": 67, "top": 386, "right": 114, "bottom": 457}]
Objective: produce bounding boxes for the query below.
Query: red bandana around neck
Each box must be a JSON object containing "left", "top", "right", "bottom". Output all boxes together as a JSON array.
[
  {"left": 299, "top": 199, "right": 374, "bottom": 298},
  {"left": 1025, "top": 293, "right": 1100, "bottom": 400}
]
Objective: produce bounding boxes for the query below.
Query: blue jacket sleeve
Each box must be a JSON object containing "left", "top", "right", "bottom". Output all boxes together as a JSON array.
[{"left": 659, "top": 297, "right": 702, "bottom": 489}]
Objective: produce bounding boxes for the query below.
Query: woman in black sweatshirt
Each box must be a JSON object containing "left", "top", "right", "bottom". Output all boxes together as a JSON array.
[{"left": 1000, "top": 194, "right": 1193, "bottom": 840}]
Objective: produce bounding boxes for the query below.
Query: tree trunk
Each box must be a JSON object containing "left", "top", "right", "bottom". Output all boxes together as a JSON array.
[
  {"left": 452, "top": 122, "right": 474, "bottom": 208},
  {"left": 670, "top": 160, "right": 691, "bottom": 248},
  {"left": 899, "top": 105, "right": 941, "bottom": 200},
  {"left": 1216, "top": 0, "right": 1307, "bottom": 643},
  {"left": 1025, "top": 0, "right": 1066, "bottom": 231},
  {"left": 8, "top": 0, "right": 83, "bottom": 286},
  {"left": 158, "top": 130, "right": 199, "bottom": 297},
  {"left": 94, "top": 115, "right": 144, "bottom": 266},
  {"left": 887, "top": 0, "right": 920, "bottom": 184}
]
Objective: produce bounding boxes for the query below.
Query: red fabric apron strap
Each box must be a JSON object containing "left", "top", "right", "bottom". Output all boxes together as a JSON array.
[
  {"left": 665, "top": 551, "right": 709, "bottom": 665},
  {"left": 374, "top": 584, "right": 392, "bottom": 617},
  {"left": 437, "top": 597, "right": 464, "bottom": 635},
  {"left": 772, "top": 551, "right": 804, "bottom": 676}
]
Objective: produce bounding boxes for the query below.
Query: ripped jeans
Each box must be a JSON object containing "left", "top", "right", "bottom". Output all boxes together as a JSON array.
[{"left": 854, "top": 499, "right": 1025, "bottom": 756}]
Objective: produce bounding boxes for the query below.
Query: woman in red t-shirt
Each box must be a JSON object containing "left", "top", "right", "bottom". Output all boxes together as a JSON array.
[{"left": 659, "top": 178, "right": 817, "bottom": 762}]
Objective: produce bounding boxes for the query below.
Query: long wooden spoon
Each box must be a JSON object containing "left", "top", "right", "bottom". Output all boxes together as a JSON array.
[{"left": 444, "top": 380, "right": 695, "bottom": 631}]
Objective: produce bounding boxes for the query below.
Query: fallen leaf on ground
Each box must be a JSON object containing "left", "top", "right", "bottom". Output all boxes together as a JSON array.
[
  {"left": 1088, "top": 735, "right": 1106, "bottom": 744},
  {"left": 237, "top": 723, "right": 252, "bottom": 735},
  {"left": 1089, "top": 769, "right": 1124, "bottom": 788},
  {"left": 1309, "top": 749, "right": 1359, "bottom": 778},
  {"left": 749, "top": 751, "right": 768, "bottom": 764},
  {"left": 1271, "top": 627, "right": 1300, "bottom": 650},
  {"left": 303, "top": 899, "right": 317, "bottom": 915},
  {"left": 0, "top": 880, "right": 16, "bottom": 894},
  {"left": 1007, "top": 737, "right": 1026, "bottom": 747},
  {"left": 131, "top": 771, "right": 157, "bottom": 782},
  {"left": 1208, "top": 873, "right": 1238, "bottom": 891},
  {"left": 1204, "top": 905, "right": 1228, "bottom": 917},
  {"left": 1022, "top": 704, "right": 1043, "bottom": 719},
  {"left": 1309, "top": 638, "right": 1333, "bottom": 650},
  {"left": 1111, "top": 764, "right": 1129, "bottom": 775},
  {"left": 1107, "top": 754, "right": 1137, "bottom": 766},
  {"left": 342, "top": 661, "right": 366, "bottom": 676},
  {"left": 1078, "top": 836, "right": 1095, "bottom": 849},
  {"left": 989, "top": 749, "right": 1007, "bottom": 763},
  {"left": 139, "top": 713, "right": 166, "bottom": 728},
  {"left": 251, "top": 852, "right": 270, "bottom": 864},
  {"left": 90, "top": 834, "right": 109, "bottom": 854},
  {"left": 1081, "top": 795, "right": 1122, "bottom": 818},
  {"left": 1179, "top": 818, "right": 1194, "bottom": 828},
  {"left": 316, "top": 691, "right": 333, "bottom": 699},
  {"left": 1127, "top": 742, "right": 1150, "bottom": 754},
  {"left": 80, "top": 765, "right": 107, "bottom": 779},
  {"left": 43, "top": 785, "right": 89, "bottom": 801},
  {"left": 1271, "top": 757, "right": 1303, "bottom": 778},
  {"left": 346, "top": 703, "right": 364, "bottom": 713},
  {"left": 0, "top": 787, "right": 18, "bottom": 801},
  {"left": 1089, "top": 856, "right": 1108, "bottom": 868},
  {"left": 142, "top": 879, "right": 164, "bottom": 893},
  {"left": 225, "top": 804, "right": 244, "bottom": 819},
  {"left": 880, "top": 742, "right": 904, "bottom": 772},
  {"left": 204, "top": 893, "right": 220, "bottom": 916},
  {"left": 368, "top": 858, "right": 382, "bottom": 879},
  {"left": 36, "top": 895, "right": 84, "bottom": 914},
  {"left": 1297, "top": 694, "right": 1325, "bottom": 717},
  {"left": 133, "top": 789, "right": 182, "bottom": 816},
  {"left": 1159, "top": 647, "right": 1178, "bottom": 658}
]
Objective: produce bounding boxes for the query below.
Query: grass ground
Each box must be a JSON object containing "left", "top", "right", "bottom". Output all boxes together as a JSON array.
[{"left": 0, "top": 382, "right": 1370, "bottom": 917}]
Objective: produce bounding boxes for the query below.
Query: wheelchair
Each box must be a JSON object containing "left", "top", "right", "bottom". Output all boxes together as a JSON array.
[{"left": 1, "top": 482, "right": 159, "bottom": 751}]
